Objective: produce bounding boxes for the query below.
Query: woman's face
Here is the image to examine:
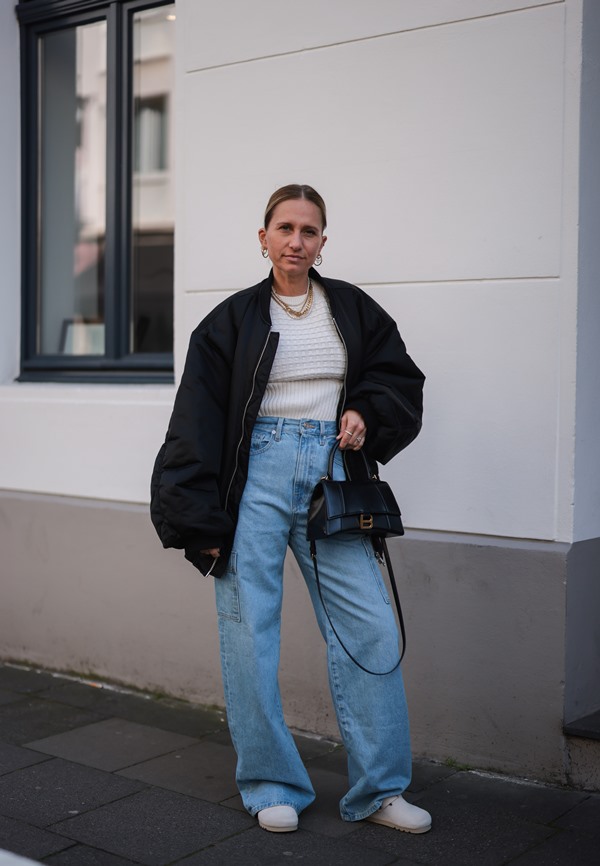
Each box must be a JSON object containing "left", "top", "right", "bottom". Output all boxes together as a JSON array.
[{"left": 258, "top": 198, "right": 327, "bottom": 283}]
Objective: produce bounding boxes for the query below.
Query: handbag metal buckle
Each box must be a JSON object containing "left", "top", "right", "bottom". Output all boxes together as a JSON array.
[{"left": 359, "top": 514, "right": 374, "bottom": 530}]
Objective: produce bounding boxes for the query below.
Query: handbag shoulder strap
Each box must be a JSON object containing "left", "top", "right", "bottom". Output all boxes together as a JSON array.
[
  {"left": 310, "top": 538, "right": 406, "bottom": 676},
  {"left": 381, "top": 538, "right": 407, "bottom": 662}
]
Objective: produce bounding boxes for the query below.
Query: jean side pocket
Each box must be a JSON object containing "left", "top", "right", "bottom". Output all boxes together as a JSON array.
[{"left": 216, "top": 552, "right": 241, "bottom": 621}]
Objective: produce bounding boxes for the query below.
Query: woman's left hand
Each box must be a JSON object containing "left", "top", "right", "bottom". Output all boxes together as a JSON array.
[{"left": 337, "top": 410, "right": 367, "bottom": 450}]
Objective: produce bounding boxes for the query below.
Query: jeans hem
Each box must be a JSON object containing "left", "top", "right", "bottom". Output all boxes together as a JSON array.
[
  {"left": 341, "top": 792, "right": 404, "bottom": 822},
  {"left": 248, "top": 801, "right": 301, "bottom": 817}
]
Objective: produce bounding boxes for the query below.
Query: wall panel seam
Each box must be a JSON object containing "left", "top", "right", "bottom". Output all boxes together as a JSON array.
[{"left": 184, "top": 2, "right": 566, "bottom": 75}]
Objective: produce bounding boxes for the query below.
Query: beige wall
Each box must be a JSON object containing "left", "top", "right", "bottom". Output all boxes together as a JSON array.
[
  {"left": 177, "top": 0, "right": 579, "bottom": 544},
  {"left": 2, "top": 0, "right": 599, "bottom": 786},
  {"left": 1, "top": 0, "right": 580, "bottom": 543},
  {"left": 0, "top": 489, "right": 578, "bottom": 785}
]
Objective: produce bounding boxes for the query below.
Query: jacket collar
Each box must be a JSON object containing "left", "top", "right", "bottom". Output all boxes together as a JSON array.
[{"left": 258, "top": 268, "right": 336, "bottom": 323}]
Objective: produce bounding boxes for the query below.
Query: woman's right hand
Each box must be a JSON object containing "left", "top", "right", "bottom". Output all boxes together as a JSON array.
[{"left": 201, "top": 548, "right": 220, "bottom": 558}]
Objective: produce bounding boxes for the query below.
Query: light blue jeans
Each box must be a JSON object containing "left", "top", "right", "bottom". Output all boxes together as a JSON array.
[{"left": 214, "top": 417, "right": 412, "bottom": 821}]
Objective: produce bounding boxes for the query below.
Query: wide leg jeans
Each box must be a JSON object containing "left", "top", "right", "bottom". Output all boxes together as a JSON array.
[{"left": 214, "top": 417, "right": 412, "bottom": 821}]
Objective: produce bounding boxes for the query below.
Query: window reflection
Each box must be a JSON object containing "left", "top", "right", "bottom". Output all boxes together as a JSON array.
[
  {"left": 131, "top": 5, "right": 175, "bottom": 354},
  {"left": 38, "top": 21, "right": 107, "bottom": 355}
]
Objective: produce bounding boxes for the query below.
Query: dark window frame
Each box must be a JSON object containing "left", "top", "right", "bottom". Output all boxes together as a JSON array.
[{"left": 17, "top": 0, "right": 174, "bottom": 383}]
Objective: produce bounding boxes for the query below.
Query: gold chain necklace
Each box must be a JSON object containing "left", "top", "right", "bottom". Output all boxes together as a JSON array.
[{"left": 271, "top": 279, "right": 314, "bottom": 319}]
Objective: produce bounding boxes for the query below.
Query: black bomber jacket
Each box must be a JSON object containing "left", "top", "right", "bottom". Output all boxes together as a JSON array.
[{"left": 150, "top": 269, "right": 425, "bottom": 577}]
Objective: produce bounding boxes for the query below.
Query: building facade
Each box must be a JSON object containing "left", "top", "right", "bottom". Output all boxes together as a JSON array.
[{"left": 1, "top": 0, "right": 599, "bottom": 787}]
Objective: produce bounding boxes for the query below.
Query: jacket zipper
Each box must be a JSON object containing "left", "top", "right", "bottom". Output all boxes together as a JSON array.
[
  {"left": 333, "top": 316, "right": 353, "bottom": 481},
  {"left": 332, "top": 317, "right": 348, "bottom": 426},
  {"left": 223, "top": 329, "right": 273, "bottom": 513}
]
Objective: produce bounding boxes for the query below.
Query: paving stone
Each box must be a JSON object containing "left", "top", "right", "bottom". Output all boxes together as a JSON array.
[
  {"left": 408, "top": 760, "right": 457, "bottom": 793},
  {"left": 36, "top": 682, "right": 227, "bottom": 739},
  {"left": 219, "top": 771, "right": 358, "bottom": 840},
  {"left": 423, "top": 770, "right": 589, "bottom": 824},
  {"left": 304, "top": 745, "right": 348, "bottom": 776},
  {"left": 0, "top": 665, "right": 597, "bottom": 866},
  {"left": 349, "top": 794, "right": 554, "bottom": 866},
  {"left": 104, "top": 698, "right": 226, "bottom": 741},
  {"left": 507, "top": 828, "right": 600, "bottom": 865},
  {"left": 33, "top": 681, "right": 121, "bottom": 713},
  {"left": 0, "top": 699, "right": 101, "bottom": 746},
  {"left": 217, "top": 792, "right": 246, "bottom": 814},
  {"left": 0, "top": 668, "right": 58, "bottom": 695},
  {"left": 293, "top": 733, "right": 341, "bottom": 763},
  {"left": 49, "top": 788, "right": 254, "bottom": 866},
  {"left": 43, "top": 843, "right": 140, "bottom": 865},
  {"left": 175, "top": 824, "right": 401, "bottom": 866},
  {"left": 26, "top": 718, "right": 198, "bottom": 772},
  {"left": 302, "top": 766, "right": 356, "bottom": 837},
  {"left": 0, "top": 757, "right": 145, "bottom": 826},
  {"left": 0, "top": 743, "right": 50, "bottom": 776},
  {"left": 201, "top": 728, "right": 233, "bottom": 748},
  {"left": 0, "top": 815, "right": 73, "bottom": 861},
  {"left": 117, "top": 740, "right": 238, "bottom": 802},
  {"left": 552, "top": 793, "right": 600, "bottom": 836},
  {"left": 0, "top": 691, "right": 23, "bottom": 708}
]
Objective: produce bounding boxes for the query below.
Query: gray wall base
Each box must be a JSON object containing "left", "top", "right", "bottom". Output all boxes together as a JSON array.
[
  {"left": 1, "top": 490, "right": 598, "bottom": 787},
  {"left": 390, "top": 531, "right": 569, "bottom": 783},
  {"left": 565, "top": 736, "right": 600, "bottom": 791}
]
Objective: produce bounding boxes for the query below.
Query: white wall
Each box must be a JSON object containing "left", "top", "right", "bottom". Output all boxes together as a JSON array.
[
  {"left": 2, "top": 0, "right": 596, "bottom": 782},
  {"left": 182, "top": 0, "right": 561, "bottom": 72},
  {"left": 573, "top": 0, "right": 600, "bottom": 542},
  {"left": 0, "top": 385, "right": 172, "bottom": 503},
  {"left": 0, "top": 1, "right": 583, "bottom": 545},
  {"left": 177, "top": 0, "right": 580, "bottom": 544}
]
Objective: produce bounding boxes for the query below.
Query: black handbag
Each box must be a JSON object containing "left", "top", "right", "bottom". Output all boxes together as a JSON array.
[{"left": 307, "top": 442, "right": 407, "bottom": 675}]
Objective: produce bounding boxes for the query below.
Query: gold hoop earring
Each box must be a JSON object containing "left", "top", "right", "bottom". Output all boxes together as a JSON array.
[
  {"left": 315, "top": 254, "right": 322, "bottom": 267},
  {"left": 261, "top": 248, "right": 269, "bottom": 258}
]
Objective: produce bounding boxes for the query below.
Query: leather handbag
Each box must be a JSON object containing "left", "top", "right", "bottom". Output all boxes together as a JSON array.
[
  {"left": 307, "top": 442, "right": 406, "bottom": 675},
  {"left": 307, "top": 443, "right": 404, "bottom": 541}
]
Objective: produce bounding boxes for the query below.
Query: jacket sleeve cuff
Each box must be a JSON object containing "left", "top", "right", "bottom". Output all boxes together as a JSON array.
[
  {"left": 185, "top": 535, "right": 224, "bottom": 559},
  {"left": 344, "top": 397, "right": 376, "bottom": 432},
  {"left": 184, "top": 537, "right": 225, "bottom": 576}
]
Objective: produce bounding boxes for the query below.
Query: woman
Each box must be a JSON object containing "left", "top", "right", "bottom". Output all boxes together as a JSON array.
[{"left": 151, "top": 184, "right": 430, "bottom": 835}]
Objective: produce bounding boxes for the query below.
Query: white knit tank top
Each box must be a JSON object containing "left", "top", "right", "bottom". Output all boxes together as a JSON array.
[{"left": 258, "top": 281, "right": 346, "bottom": 421}]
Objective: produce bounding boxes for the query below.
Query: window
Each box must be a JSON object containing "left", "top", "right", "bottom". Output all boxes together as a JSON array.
[
  {"left": 18, "top": 0, "right": 175, "bottom": 382},
  {"left": 134, "top": 96, "right": 168, "bottom": 173}
]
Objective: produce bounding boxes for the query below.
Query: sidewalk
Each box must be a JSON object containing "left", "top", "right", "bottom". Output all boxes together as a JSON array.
[{"left": 0, "top": 664, "right": 598, "bottom": 865}]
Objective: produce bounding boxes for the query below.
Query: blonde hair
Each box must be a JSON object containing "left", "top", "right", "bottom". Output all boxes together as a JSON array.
[{"left": 264, "top": 184, "right": 327, "bottom": 231}]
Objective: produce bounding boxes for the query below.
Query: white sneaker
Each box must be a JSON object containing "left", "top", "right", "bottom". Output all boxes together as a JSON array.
[
  {"left": 366, "top": 795, "right": 432, "bottom": 833},
  {"left": 257, "top": 805, "right": 298, "bottom": 833}
]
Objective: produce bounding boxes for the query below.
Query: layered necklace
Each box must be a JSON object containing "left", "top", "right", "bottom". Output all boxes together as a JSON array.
[{"left": 271, "top": 278, "right": 314, "bottom": 319}]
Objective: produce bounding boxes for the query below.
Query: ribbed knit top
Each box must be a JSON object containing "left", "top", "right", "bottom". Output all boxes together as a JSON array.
[{"left": 258, "top": 280, "right": 346, "bottom": 421}]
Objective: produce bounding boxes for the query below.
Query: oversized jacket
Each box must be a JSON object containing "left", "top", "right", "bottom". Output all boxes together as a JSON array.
[{"left": 150, "top": 269, "right": 425, "bottom": 577}]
